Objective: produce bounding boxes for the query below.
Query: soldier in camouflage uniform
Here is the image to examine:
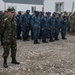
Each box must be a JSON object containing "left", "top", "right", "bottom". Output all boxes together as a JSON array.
[
  {"left": 70, "top": 12, "right": 75, "bottom": 32},
  {"left": 2, "top": 8, "right": 20, "bottom": 68},
  {"left": 67, "top": 12, "right": 72, "bottom": 32},
  {"left": 0, "top": 11, "right": 4, "bottom": 46}
]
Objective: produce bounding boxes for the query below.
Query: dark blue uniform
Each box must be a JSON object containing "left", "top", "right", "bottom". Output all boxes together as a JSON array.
[
  {"left": 39, "top": 12, "right": 44, "bottom": 39},
  {"left": 49, "top": 16, "right": 56, "bottom": 41},
  {"left": 30, "top": 14, "right": 35, "bottom": 40},
  {"left": 41, "top": 16, "right": 49, "bottom": 43},
  {"left": 15, "top": 13, "right": 22, "bottom": 39},
  {"left": 31, "top": 14, "right": 41, "bottom": 44},
  {"left": 21, "top": 13, "right": 31, "bottom": 41},
  {"left": 61, "top": 16, "right": 67, "bottom": 39},
  {"left": 55, "top": 17, "right": 61, "bottom": 40}
]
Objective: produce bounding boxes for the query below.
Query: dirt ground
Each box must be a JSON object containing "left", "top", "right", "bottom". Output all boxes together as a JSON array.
[{"left": 0, "top": 34, "right": 75, "bottom": 75}]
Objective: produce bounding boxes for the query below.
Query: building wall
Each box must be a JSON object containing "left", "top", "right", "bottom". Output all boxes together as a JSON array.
[
  {"left": 5, "top": 3, "right": 43, "bottom": 14},
  {"left": 0, "top": 0, "right": 4, "bottom": 11},
  {"left": 44, "top": 0, "right": 75, "bottom": 13}
]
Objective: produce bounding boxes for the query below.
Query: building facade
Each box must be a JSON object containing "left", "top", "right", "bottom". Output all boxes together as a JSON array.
[
  {"left": 44, "top": 0, "right": 75, "bottom": 13},
  {"left": 0, "top": 0, "right": 5, "bottom": 11},
  {"left": 0, "top": 0, "right": 43, "bottom": 14}
]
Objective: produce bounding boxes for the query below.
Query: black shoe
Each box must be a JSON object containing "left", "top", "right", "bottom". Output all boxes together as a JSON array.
[
  {"left": 26, "top": 39, "right": 29, "bottom": 41},
  {"left": 11, "top": 57, "right": 20, "bottom": 64},
  {"left": 1, "top": 43, "right": 3, "bottom": 46},
  {"left": 34, "top": 42, "right": 37, "bottom": 44},
  {"left": 23, "top": 39, "right": 26, "bottom": 41},
  {"left": 3, "top": 63, "right": 8, "bottom": 68},
  {"left": 36, "top": 42, "right": 40, "bottom": 44},
  {"left": 55, "top": 38, "right": 59, "bottom": 41},
  {"left": 17, "top": 36, "right": 21, "bottom": 40},
  {"left": 34, "top": 42, "right": 40, "bottom": 44},
  {"left": 3, "top": 58, "right": 8, "bottom": 68},
  {"left": 12, "top": 61, "right": 20, "bottom": 64},
  {"left": 49, "top": 39, "right": 55, "bottom": 42},
  {"left": 42, "top": 41, "right": 48, "bottom": 43},
  {"left": 62, "top": 38, "right": 67, "bottom": 40}
]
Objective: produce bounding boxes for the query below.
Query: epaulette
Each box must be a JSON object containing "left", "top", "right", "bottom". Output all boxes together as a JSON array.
[{"left": 4, "top": 18, "right": 8, "bottom": 22}]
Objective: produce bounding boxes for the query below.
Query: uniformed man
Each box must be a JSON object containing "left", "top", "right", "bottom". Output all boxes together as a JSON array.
[
  {"left": 15, "top": 11, "right": 22, "bottom": 39},
  {"left": 30, "top": 11, "right": 36, "bottom": 40},
  {"left": 31, "top": 11, "right": 40, "bottom": 44},
  {"left": 61, "top": 15, "right": 67, "bottom": 39},
  {"left": 70, "top": 12, "right": 75, "bottom": 32},
  {"left": 0, "top": 11, "right": 3, "bottom": 46},
  {"left": 39, "top": 11, "right": 44, "bottom": 39},
  {"left": 49, "top": 13, "right": 56, "bottom": 42},
  {"left": 47, "top": 12, "right": 51, "bottom": 38},
  {"left": 41, "top": 12, "right": 50, "bottom": 43},
  {"left": 21, "top": 10, "right": 31, "bottom": 41},
  {"left": 55, "top": 13, "right": 61, "bottom": 40},
  {"left": 2, "top": 7, "right": 20, "bottom": 68}
]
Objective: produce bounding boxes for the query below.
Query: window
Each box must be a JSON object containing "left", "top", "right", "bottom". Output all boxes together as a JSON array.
[
  {"left": 31, "top": 7, "right": 36, "bottom": 13},
  {"left": 55, "top": 2, "right": 64, "bottom": 12}
]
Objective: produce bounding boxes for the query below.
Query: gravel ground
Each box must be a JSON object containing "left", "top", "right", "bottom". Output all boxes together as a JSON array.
[{"left": 0, "top": 34, "right": 75, "bottom": 75}]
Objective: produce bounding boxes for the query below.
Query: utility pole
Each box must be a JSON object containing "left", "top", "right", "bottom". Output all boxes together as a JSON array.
[{"left": 72, "top": 1, "right": 74, "bottom": 13}]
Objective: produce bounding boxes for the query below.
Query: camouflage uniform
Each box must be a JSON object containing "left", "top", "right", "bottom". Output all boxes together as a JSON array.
[
  {"left": 0, "top": 11, "right": 4, "bottom": 46},
  {"left": 2, "top": 8, "right": 20, "bottom": 68},
  {"left": 70, "top": 12, "right": 75, "bottom": 32},
  {"left": 67, "top": 12, "right": 72, "bottom": 32},
  {"left": 0, "top": 11, "right": 3, "bottom": 34},
  {"left": 2, "top": 17, "right": 17, "bottom": 58}
]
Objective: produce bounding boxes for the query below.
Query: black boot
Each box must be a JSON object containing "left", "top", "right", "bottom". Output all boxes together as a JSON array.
[
  {"left": 62, "top": 37, "right": 67, "bottom": 40},
  {"left": 3, "top": 57, "right": 8, "bottom": 68},
  {"left": 36, "top": 41, "right": 40, "bottom": 44},
  {"left": 1, "top": 34, "right": 3, "bottom": 46},
  {"left": 34, "top": 40, "right": 40, "bottom": 44},
  {"left": 42, "top": 40, "right": 48, "bottom": 43},
  {"left": 11, "top": 57, "right": 20, "bottom": 64},
  {"left": 55, "top": 37, "right": 59, "bottom": 41},
  {"left": 1, "top": 42, "right": 3, "bottom": 46},
  {"left": 49, "top": 38, "right": 55, "bottom": 42}
]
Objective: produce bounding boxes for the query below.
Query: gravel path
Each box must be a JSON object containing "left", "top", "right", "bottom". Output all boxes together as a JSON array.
[{"left": 0, "top": 34, "right": 75, "bottom": 75}]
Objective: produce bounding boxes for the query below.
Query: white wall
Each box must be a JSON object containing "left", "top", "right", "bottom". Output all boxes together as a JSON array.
[
  {"left": 5, "top": 3, "right": 43, "bottom": 14},
  {"left": 44, "top": 0, "right": 75, "bottom": 13},
  {"left": 0, "top": 0, "right": 4, "bottom": 11}
]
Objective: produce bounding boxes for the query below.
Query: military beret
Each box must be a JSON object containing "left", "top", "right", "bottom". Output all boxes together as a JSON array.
[
  {"left": 40, "top": 11, "right": 44, "bottom": 14},
  {"left": 53, "top": 12, "right": 57, "bottom": 15},
  {"left": 7, "top": 7, "right": 15, "bottom": 12},
  {"left": 34, "top": 11, "right": 36, "bottom": 13},
  {"left": 48, "top": 12, "right": 51, "bottom": 14},
  {"left": 18, "top": 11, "right": 21, "bottom": 14},
  {"left": 26, "top": 10, "right": 30, "bottom": 13},
  {"left": 52, "top": 13, "right": 55, "bottom": 16},
  {"left": 46, "top": 12, "right": 48, "bottom": 14},
  {"left": 36, "top": 11, "right": 39, "bottom": 13}
]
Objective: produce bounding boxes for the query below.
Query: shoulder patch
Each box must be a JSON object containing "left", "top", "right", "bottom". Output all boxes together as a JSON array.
[{"left": 4, "top": 18, "right": 8, "bottom": 22}]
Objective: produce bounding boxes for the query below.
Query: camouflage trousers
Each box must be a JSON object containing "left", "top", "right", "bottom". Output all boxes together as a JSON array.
[
  {"left": 70, "top": 23, "right": 75, "bottom": 32},
  {"left": 3, "top": 41, "right": 17, "bottom": 58}
]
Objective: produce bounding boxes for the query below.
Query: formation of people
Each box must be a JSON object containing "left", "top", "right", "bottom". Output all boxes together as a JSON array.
[
  {"left": 15, "top": 10, "right": 68, "bottom": 44},
  {"left": 1, "top": 8, "right": 75, "bottom": 45},
  {"left": 0, "top": 7, "right": 75, "bottom": 68}
]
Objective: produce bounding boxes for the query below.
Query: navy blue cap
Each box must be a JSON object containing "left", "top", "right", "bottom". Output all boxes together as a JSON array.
[{"left": 26, "top": 10, "right": 30, "bottom": 13}]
